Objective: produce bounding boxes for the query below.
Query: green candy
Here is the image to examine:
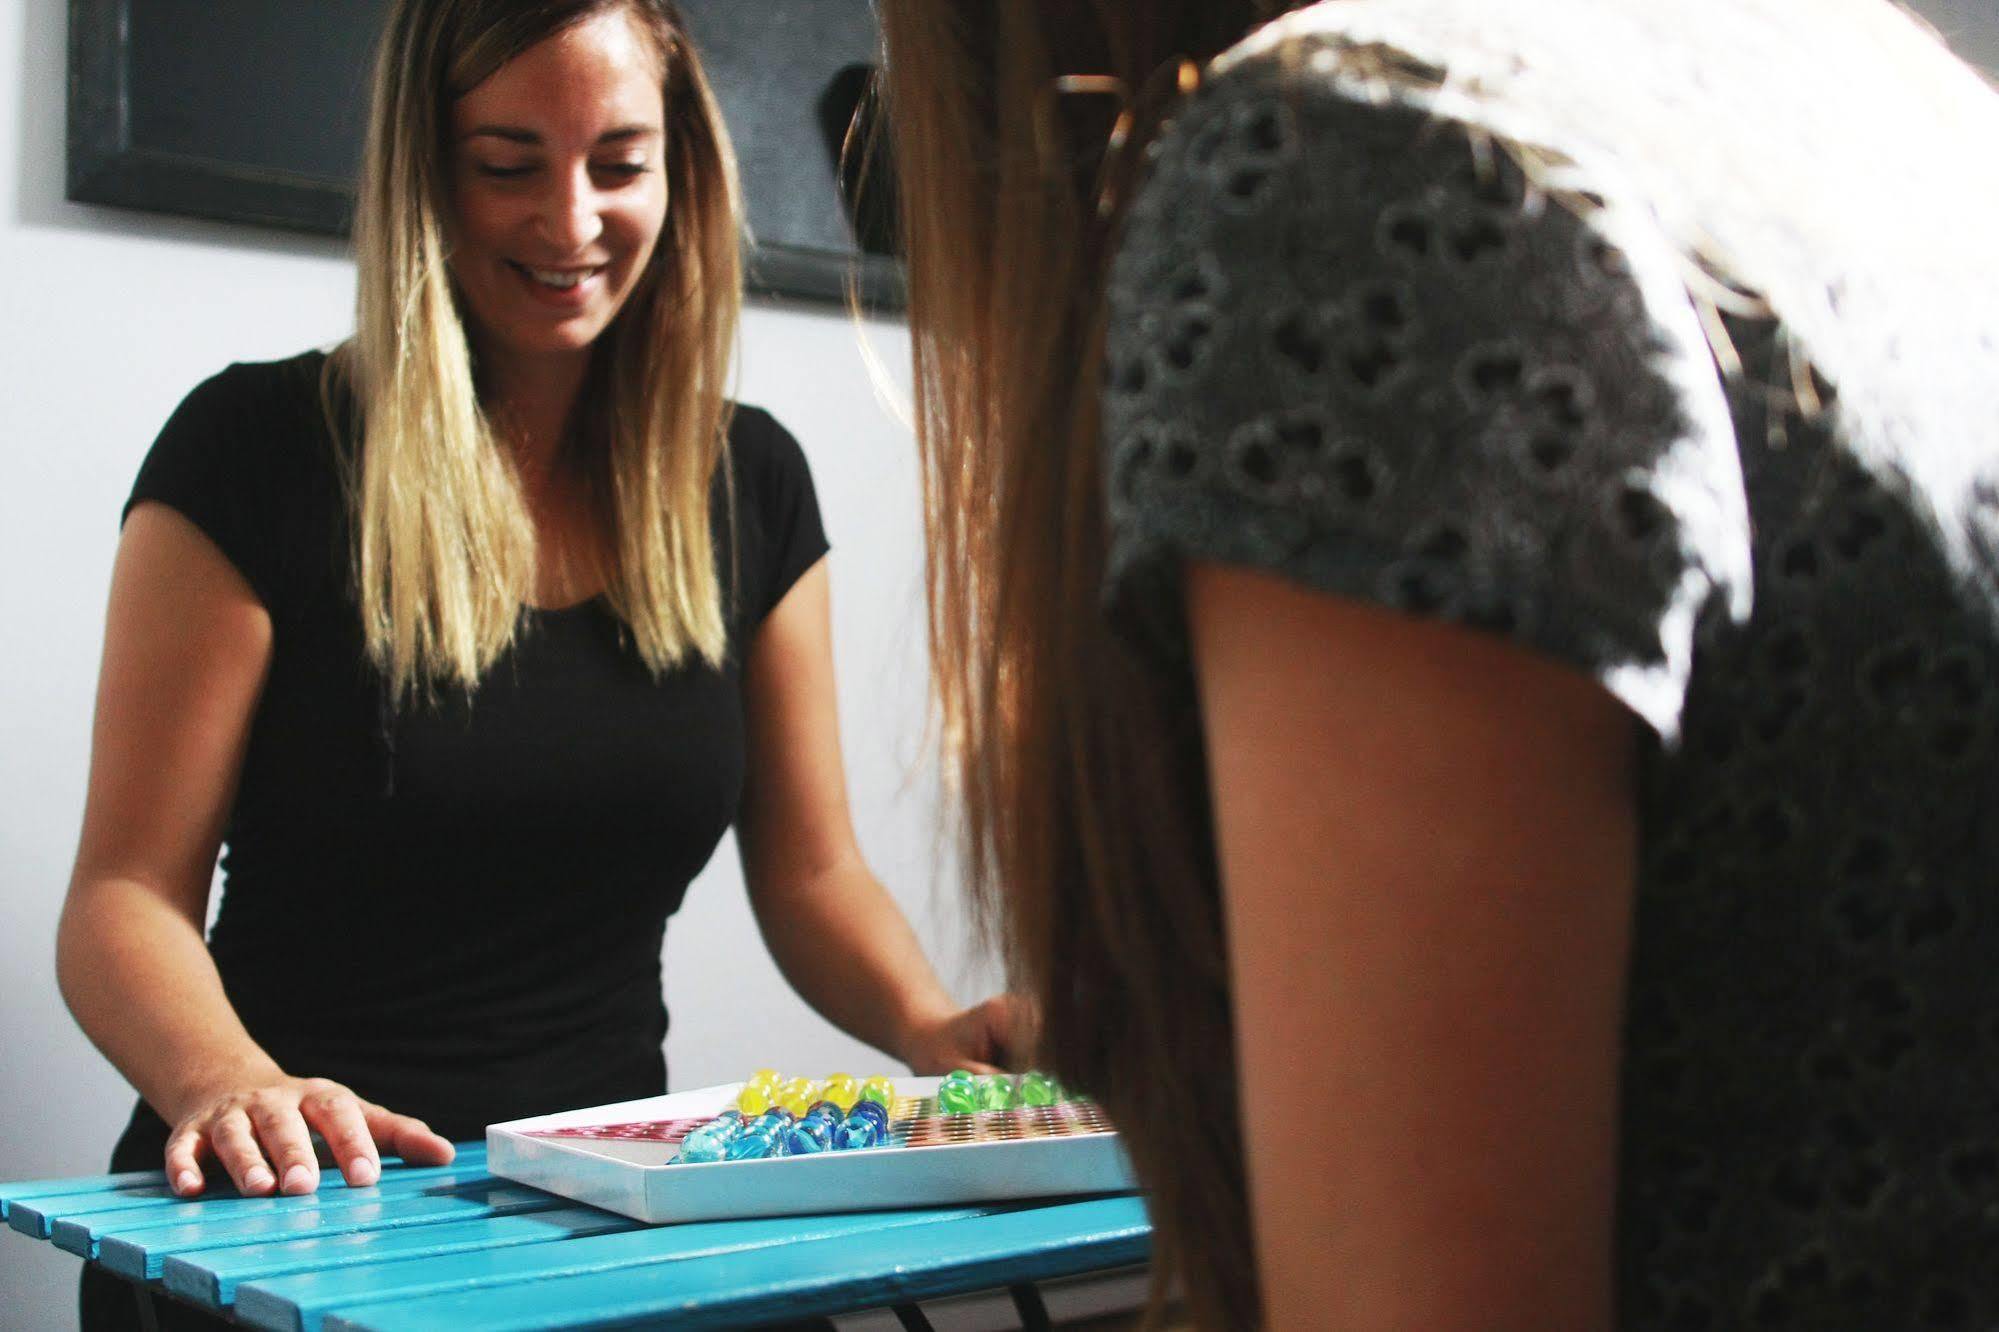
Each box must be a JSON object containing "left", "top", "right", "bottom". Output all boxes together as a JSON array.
[
  {"left": 977, "top": 1074, "right": 1016, "bottom": 1111},
  {"left": 936, "top": 1077, "right": 980, "bottom": 1115}
]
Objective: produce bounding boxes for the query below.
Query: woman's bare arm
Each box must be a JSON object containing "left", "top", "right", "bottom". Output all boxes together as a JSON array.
[
  {"left": 59, "top": 504, "right": 449, "bottom": 1196},
  {"left": 736, "top": 560, "right": 1022, "bottom": 1073},
  {"left": 1186, "top": 559, "right": 1636, "bottom": 1331}
]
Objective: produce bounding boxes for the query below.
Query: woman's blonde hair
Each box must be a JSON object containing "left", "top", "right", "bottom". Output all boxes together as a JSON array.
[{"left": 334, "top": 0, "right": 741, "bottom": 695}]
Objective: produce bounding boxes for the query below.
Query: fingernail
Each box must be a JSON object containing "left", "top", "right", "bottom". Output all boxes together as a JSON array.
[
  {"left": 350, "top": 1157, "right": 379, "bottom": 1186},
  {"left": 174, "top": 1171, "right": 201, "bottom": 1195},
  {"left": 244, "top": 1167, "right": 274, "bottom": 1191},
  {"left": 281, "top": 1165, "right": 314, "bottom": 1194}
]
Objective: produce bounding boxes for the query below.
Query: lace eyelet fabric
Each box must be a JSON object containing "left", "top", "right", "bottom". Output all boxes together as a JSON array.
[{"left": 1102, "top": 51, "right": 1999, "bottom": 1328}]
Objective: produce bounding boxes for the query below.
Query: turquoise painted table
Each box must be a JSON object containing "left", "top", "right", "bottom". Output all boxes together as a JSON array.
[{"left": 2, "top": 1143, "right": 1151, "bottom": 1329}]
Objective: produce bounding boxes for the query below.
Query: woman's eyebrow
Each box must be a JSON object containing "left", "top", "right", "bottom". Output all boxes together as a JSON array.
[{"left": 461, "top": 125, "right": 661, "bottom": 145}]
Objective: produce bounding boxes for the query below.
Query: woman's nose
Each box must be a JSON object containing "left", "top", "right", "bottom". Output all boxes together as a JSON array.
[{"left": 536, "top": 165, "right": 604, "bottom": 253}]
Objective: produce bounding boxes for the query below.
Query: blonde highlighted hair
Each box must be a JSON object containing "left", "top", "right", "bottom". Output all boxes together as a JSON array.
[{"left": 333, "top": 0, "right": 742, "bottom": 695}]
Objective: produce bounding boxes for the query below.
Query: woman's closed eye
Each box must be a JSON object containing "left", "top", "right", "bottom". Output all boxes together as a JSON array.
[{"left": 471, "top": 160, "right": 651, "bottom": 181}]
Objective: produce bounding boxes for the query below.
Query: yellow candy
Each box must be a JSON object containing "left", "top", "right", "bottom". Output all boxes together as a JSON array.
[
  {"left": 737, "top": 1082, "right": 774, "bottom": 1114},
  {"left": 822, "top": 1073, "right": 861, "bottom": 1113},
  {"left": 777, "top": 1077, "right": 820, "bottom": 1117}
]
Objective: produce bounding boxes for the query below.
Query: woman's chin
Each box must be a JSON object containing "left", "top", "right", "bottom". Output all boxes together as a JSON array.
[{"left": 495, "top": 319, "right": 613, "bottom": 363}]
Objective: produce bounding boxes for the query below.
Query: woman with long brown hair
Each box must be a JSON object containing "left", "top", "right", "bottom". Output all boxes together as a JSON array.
[
  {"left": 59, "top": 3, "right": 1011, "bottom": 1328},
  {"left": 878, "top": 0, "right": 1999, "bottom": 1325}
]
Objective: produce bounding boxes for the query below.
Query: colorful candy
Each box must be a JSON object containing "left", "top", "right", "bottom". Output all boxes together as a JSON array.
[
  {"left": 821, "top": 1073, "right": 861, "bottom": 1113},
  {"left": 848, "top": 1098, "right": 890, "bottom": 1136},
  {"left": 701, "top": 1108, "right": 747, "bottom": 1137},
  {"left": 835, "top": 1111, "right": 879, "bottom": 1150},
  {"left": 669, "top": 1071, "right": 923, "bottom": 1165},
  {"left": 786, "top": 1117, "right": 834, "bottom": 1154},
  {"left": 937, "top": 1070, "right": 980, "bottom": 1115},
  {"left": 668, "top": 1109, "right": 747, "bottom": 1164},
  {"left": 977, "top": 1074, "right": 1016, "bottom": 1111},
  {"left": 725, "top": 1110, "right": 794, "bottom": 1160},
  {"left": 776, "top": 1077, "right": 822, "bottom": 1117},
  {"left": 672, "top": 1138, "right": 726, "bottom": 1164}
]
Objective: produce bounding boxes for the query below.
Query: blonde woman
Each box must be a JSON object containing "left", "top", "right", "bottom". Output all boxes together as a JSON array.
[
  {"left": 879, "top": 0, "right": 1999, "bottom": 1326},
  {"left": 61, "top": 3, "right": 1010, "bottom": 1326}
]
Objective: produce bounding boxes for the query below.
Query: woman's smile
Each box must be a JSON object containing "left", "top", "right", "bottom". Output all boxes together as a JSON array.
[{"left": 506, "top": 260, "right": 609, "bottom": 308}]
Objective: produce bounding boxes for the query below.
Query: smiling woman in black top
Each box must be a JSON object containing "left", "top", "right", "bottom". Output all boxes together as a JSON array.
[{"left": 58, "top": 4, "right": 1011, "bottom": 1328}]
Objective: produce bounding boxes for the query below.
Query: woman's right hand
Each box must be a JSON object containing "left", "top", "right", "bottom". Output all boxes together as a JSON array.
[{"left": 163, "top": 1072, "right": 455, "bottom": 1198}]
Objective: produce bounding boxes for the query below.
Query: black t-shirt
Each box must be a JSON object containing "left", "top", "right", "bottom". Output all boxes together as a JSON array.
[{"left": 116, "top": 349, "right": 828, "bottom": 1144}]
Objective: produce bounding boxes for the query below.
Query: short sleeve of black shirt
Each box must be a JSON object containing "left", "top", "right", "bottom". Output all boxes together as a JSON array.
[
  {"left": 727, "top": 404, "right": 831, "bottom": 635},
  {"left": 124, "top": 353, "right": 343, "bottom": 619}
]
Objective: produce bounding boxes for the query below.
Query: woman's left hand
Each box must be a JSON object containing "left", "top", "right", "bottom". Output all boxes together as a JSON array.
[{"left": 898, "top": 993, "right": 1037, "bottom": 1074}]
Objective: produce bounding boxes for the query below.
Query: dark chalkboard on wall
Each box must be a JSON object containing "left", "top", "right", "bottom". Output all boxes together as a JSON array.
[{"left": 66, "top": 0, "right": 903, "bottom": 308}]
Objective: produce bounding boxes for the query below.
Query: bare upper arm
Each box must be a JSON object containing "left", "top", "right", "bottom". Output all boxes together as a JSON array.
[
  {"left": 1185, "top": 558, "right": 1637, "bottom": 1331},
  {"left": 734, "top": 557, "right": 857, "bottom": 900},
  {"left": 68, "top": 502, "right": 274, "bottom": 925}
]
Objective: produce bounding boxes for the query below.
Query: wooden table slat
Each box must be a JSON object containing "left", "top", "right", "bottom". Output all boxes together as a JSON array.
[
  {"left": 234, "top": 1206, "right": 1000, "bottom": 1332},
  {"left": 97, "top": 1182, "right": 564, "bottom": 1281},
  {"left": 8, "top": 1146, "right": 487, "bottom": 1241},
  {"left": 318, "top": 1196, "right": 1152, "bottom": 1332},
  {"left": 49, "top": 1162, "right": 501, "bottom": 1257},
  {"left": 163, "top": 1204, "right": 639, "bottom": 1312},
  {"left": 0, "top": 1169, "right": 174, "bottom": 1222}
]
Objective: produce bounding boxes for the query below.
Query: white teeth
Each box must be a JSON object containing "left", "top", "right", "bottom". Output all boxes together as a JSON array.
[{"left": 522, "top": 265, "right": 595, "bottom": 289}]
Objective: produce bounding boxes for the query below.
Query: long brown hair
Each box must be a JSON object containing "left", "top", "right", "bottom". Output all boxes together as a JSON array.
[
  {"left": 875, "top": 5, "right": 1306, "bottom": 1324},
  {"left": 336, "top": 0, "right": 741, "bottom": 695}
]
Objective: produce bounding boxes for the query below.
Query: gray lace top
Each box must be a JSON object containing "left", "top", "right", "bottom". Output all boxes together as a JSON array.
[{"left": 1103, "top": 53, "right": 1999, "bottom": 1330}]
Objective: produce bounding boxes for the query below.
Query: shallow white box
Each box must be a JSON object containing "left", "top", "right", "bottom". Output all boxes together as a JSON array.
[{"left": 487, "top": 1076, "right": 1139, "bottom": 1225}]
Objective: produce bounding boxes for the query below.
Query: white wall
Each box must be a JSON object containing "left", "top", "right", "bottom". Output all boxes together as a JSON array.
[{"left": 0, "top": 1, "right": 995, "bottom": 1323}]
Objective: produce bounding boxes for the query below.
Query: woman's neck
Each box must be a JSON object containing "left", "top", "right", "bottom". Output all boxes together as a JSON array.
[{"left": 481, "top": 344, "right": 593, "bottom": 490}]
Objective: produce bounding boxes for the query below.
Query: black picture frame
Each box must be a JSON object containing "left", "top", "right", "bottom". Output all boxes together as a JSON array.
[{"left": 65, "top": 0, "right": 904, "bottom": 310}]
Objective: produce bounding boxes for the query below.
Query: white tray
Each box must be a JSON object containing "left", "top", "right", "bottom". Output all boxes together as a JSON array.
[{"left": 486, "top": 1076, "right": 1139, "bottom": 1224}]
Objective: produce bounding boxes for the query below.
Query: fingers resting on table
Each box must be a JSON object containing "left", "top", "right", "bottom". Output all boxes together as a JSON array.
[{"left": 162, "top": 1075, "right": 455, "bottom": 1198}]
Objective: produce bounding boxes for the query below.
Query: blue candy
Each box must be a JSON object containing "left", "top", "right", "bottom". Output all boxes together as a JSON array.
[
  {"left": 835, "top": 1118, "right": 879, "bottom": 1150},
  {"left": 724, "top": 1133, "right": 774, "bottom": 1161},
  {"left": 669, "top": 1137, "right": 726, "bottom": 1164},
  {"left": 723, "top": 1111, "right": 794, "bottom": 1160},
  {"left": 669, "top": 1110, "right": 750, "bottom": 1165},
  {"left": 787, "top": 1117, "right": 834, "bottom": 1154}
]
